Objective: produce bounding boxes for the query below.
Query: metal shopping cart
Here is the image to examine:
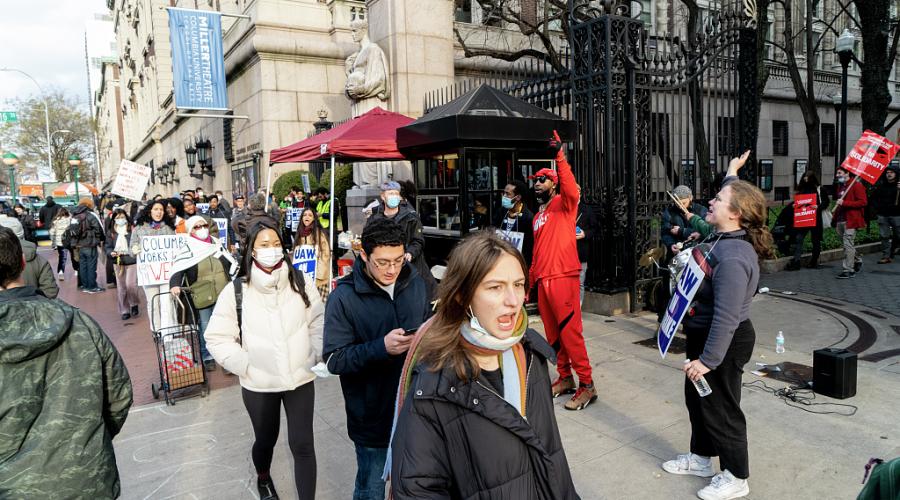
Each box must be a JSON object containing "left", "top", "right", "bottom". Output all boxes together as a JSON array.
[{"left": 149, "top": 292, "right": 209, "bottom": 405}]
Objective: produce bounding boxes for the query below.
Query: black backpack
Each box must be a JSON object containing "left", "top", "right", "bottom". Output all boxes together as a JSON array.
[{"left": 61, "top": 217, "right": 84, "bottom": 250}]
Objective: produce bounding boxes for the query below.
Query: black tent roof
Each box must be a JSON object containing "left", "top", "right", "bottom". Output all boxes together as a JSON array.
[{"left": 397, "top": 84, "right": 576, "bottom": 157}]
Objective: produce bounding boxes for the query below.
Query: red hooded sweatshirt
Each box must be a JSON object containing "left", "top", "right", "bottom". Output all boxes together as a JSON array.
[{"left": 530, "top": 151, "right": 582, "bottom": 285}]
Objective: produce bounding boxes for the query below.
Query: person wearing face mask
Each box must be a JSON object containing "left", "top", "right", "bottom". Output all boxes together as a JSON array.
[
  {"left": 387, "top": 231, "right": 578, "bottom": 499},
  {"left": 323, "top": 217, "right": 430, "bottom": 500},
  {"left": 493, "top": 179, "right": 534, "bottom": 265},
  {"left": 366, "top": 180, "right": 437, "bottom": 302},
  {"left": 530, "top": 131, "right": 596, "bottom": 411},
  {"left": 105, "top": 209, "right": 141, "bottom": 320},
  {"left": 132, "top": 200, "right": 178, "bottom": 328},
  {"left": 832, "top": 167, "right": 868, "bottom": 279},
  {"left": 205, "top": 223, "right": 324, "bottom": 500},
  {"left": 170, "top": 215, "right": 238, "bottom": 372},
  {"left": 293, "top": 207, "right": 332, "bottom": 299}
]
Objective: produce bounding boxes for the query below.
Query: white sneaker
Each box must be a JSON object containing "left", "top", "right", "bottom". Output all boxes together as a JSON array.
[
  {"left": 697, "top": 470, "right": 749, "bottom": 500},
  {"left": 58, "top": 271, "right": 64, "bottom": 281},
  {"left": 662, "top": 453, "right": 715, "bottom": 477}
]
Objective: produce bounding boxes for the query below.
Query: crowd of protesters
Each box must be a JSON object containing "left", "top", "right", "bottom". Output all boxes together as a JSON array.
[{"left": 6, "top": 129, "right": 900, "bottom": 500}]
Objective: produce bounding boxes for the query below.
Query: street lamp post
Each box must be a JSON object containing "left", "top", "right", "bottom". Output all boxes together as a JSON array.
[
  {"left": 2, "top": 152, "right": 19, "bottom": 200},
  {"left": 832, "top": 95, "right": 842, "bottom": 173},
  {"left": 68, "top": 154, "right": 82, "bottom": 201},
  {"left": 0, "top": 68, "right": 53, "bottom": 177},
  {"left": 836, "top": 29, "right": 856, "bottom": 164}
]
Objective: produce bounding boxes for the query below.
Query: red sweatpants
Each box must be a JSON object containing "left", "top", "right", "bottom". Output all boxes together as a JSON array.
[{"left": 537, "top": 276, "right": 592, "bottom": 385}]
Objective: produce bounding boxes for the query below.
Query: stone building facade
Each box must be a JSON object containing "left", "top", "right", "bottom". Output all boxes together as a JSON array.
[
  {"left": 95, "top": 60, "right": 126, "bottom": 187},
  {"left": 101, "top": 0, "right": 900, "bottom": 202}
]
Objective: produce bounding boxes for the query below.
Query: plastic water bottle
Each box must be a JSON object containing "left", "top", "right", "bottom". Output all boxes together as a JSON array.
[
  {"left": 776, "top": 331, "right": 785, "bottom": 354},
  {"left": 684, "top": 360, "right": 712, "bottom": 397}
]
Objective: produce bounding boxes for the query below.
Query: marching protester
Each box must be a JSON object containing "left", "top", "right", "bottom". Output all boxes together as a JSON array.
[
  {"left": 662, "top": 151, "right": 772, "bottom": 500},
  {"left": 170, "top": 215, "right": 238, "bottom": 372},
  {"left": 14, "top": 204, "right": 36, "bottom": 243},
  {"left": 205, "top": 223, "right": 324, "bottom": 500},
  {"left": 315, "top": 187, "right": 333, "bottom": 230},
  {"left": 576, "top": 185, "right": 598, "bottom": 304},
  {"left": 49, "top": 207, "right": 73, "bottom": 280},
  {"left": 323, "top": 217, "right": 430, "bottom": 500},
  {"left": 833, "top": 167, "right": 868, "bottom": 279},
  {"left": 786, "top": 172, "right": 829, "bottom": 270},
  {"left": 207, "top": 194, "right": 229, "bottom": 220},
  {"left": 388, "top": 232, "right": 579, "bottom": 499},
  {"left": 0, "top": 226, "right": 133, "bottom": 498},
  {"left": 367, "top": 180, "right": 437, "bottom": 301},
  {"left": 293, "top": 207, "right": 332, "bottom": 300},
  {"left": 38, "top": 195, "right": 61, "bottom": 230},
  {"left": 873, "top": 163, "right": 900, "bottom": 264},
  {"left": 215, "top": 190, "right": 232, "bottom": 217},
  {"left": 0, "top": 217, "right": 58, "bottom": 299},
  {"left": 235, "top": 193, "right": 278, "bottom": 245},
  {"left": 662, "top": 185, "right": 707, "bottom": 256},
  {"left": 105, "top": 209, "right": 142, "bottom": 320},
  {"left": 71, "top": 197, "right": 106, "bottom": 294},
  {"left": 132, "top": 200, "right": 177, "bottom": 328},
  {"left": 493, "top": 179, "right": 534, "bottom": 265},
  {"left": 531, "top": 131, "right": 596, "bottom": 411},
  {"left": 167, "top": 198, "right": 188, "bottom": 233}
]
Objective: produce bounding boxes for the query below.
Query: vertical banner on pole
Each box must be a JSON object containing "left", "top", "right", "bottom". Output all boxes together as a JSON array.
[{"left": 167, "top": 8, "right": 228, "bottom": 110}]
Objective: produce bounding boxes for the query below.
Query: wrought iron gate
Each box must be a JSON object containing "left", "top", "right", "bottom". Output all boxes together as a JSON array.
[{"left": 426, "top": 0, "right": 758, "bottom": 309}]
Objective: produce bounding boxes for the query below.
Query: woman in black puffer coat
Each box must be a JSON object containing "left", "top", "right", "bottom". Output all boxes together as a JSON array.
[{"left": 389, "top": 232, "right": 579, "bottom": 500}]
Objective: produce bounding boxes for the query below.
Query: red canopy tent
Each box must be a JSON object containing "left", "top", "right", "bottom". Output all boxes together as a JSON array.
[
  {"left": 267, "top": 106, "right": 414, "bottom": 287},
  {"left": 269, "top": 106, "right": 413, "bottom": 163}
]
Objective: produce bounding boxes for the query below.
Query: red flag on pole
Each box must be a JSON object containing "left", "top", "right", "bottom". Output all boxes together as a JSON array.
[
  {"left": 793, "top": 193, "right": 817, "bottom": 228},
  {"left": 841, "top": 130, "right": 900, "bottom": 185}
]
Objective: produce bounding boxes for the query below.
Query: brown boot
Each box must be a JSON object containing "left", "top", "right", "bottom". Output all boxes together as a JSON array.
[
  {"left": 564, "top": 384, "right": 597, "bottom": 411},
  {"left": 551, "top": 376, "right": 576, "bottom": 398}
]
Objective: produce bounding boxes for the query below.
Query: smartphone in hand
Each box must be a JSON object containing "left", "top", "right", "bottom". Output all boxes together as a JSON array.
[{"left": 403, "top": 328, "right": 418, "bottom": 336}]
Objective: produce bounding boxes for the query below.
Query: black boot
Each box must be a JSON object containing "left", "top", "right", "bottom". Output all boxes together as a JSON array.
[{"left": 257, "top": 477, "right": 279, "bottom": 500}]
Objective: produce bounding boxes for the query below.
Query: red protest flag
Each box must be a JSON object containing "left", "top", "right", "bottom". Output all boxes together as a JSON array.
[
  {"left": 793, "top": 193, "right": 817, "bottom": 228},
  {"left": 841, "top": 130, "right": 900, "bottom": 185}
]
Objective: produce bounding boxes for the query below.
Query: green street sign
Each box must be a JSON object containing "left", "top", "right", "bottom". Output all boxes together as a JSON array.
[{"left": 0, "top": 111, "right": 17, "bottom": 123}]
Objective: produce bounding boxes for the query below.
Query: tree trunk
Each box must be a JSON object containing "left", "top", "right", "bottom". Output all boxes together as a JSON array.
[
  {"left": 782, "top": 0, "right": 821, "bottom": 182},
  {"left": 854, "top": 0, "right": 893, "bottom": 134}
]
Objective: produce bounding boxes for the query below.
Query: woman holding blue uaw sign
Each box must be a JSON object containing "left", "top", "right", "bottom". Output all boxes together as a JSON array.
[
  {"left": 660, "top": 151, "right": 775, "bottom": 500},
  {"left": 292, "top": 208, "right": 331, "bottom": 300}
]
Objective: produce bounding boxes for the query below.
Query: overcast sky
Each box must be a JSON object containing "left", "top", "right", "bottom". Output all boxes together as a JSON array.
[{"left": 0, "top": 0, "right": 115, "bottom": 110}]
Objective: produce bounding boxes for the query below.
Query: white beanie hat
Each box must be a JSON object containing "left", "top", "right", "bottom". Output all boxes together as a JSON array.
[
  {"left": 0, "top": 216, "right": 25, "bottom": 239},
  {"left": 184, "top": 215, "right": 208, "bottom": 234}
]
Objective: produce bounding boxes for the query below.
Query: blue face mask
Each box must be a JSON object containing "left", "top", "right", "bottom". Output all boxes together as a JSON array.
[
  {"left": 501, "top": 196, "right": 516, "bottom": 209},
  {"left": 386, "top": 195, "right": 401, "bottom": 209}
]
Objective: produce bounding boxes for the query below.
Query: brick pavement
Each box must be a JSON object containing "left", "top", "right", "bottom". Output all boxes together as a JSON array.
[
  {"left": 760, "top": 251, "right": 900, "bottom": 315},
  {"left": 41, "top": 246, "right": 238, "bottom": 406}
]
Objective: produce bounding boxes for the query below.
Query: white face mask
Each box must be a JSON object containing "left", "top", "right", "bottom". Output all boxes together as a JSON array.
[
  {"left": 193, "top": 228, "right": 209, "bottom": 240},
  {"left": 254, "top": 247, "right": 283, "bottom": 268}
]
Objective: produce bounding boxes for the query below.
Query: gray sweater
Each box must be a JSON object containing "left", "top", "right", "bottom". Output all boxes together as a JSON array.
[{"left": 683, "top": 230, "right": 759, "bottom": 369}]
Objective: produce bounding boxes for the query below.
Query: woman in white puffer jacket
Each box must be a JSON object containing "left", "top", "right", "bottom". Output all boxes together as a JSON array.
[{"left": 205, "top": 222, "right": 324, "bottom": 500}]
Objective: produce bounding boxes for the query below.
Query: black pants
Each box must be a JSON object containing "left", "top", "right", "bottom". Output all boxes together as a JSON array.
[
  {"left": 790, "top": 227, "right": 823, "bottom": 265},
  {"left": 56, "top": 248, "right": 67, "bottom": 274},
  {"left": 242, "top": 382, "right": 317, "bottom": 500},
  {"left": 105, "top": 250, "right": 116, "bottom": 285},
  {"left": 684, "top": 320, "right": 755, "bottom": 479}
]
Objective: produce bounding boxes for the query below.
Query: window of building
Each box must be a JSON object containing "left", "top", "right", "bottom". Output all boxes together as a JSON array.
[
  {"left": 821, "top": 123, "right": 836, "bottom": 156},
  {"left": 454, "top": 0, "right": 472, "bottom": 23},
  {"left": 681, "top": 159, "right": 696, "bottom": 193},
  {"left": 772, "top": 121, "right": 789, "bottom": 156},
  {"left": 758, "top": 159, "right": 773, "bottom": 192},
  {"left": 794, "top": 159, "right": 808, "bottom": 187}
]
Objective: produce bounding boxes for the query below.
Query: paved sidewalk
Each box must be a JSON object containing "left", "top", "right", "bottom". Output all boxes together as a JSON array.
[{"left": 114, "top": 292, "right": 900, "bottom": 499}]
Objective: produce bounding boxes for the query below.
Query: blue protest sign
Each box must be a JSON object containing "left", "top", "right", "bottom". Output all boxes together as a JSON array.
[
  {"left": 292, "top": 245, "right": 317, "bottom": 282},
  {"left": 167, "top": 8, "right": 228, "bottom": 110},
  {"left": 657, "top": 252, "right": 705, "bottom": 358}
]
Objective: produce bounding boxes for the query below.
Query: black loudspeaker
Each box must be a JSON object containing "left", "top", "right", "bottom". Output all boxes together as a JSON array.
[{"left": 813, "top": 348, "right": 857, "bottom": 399}]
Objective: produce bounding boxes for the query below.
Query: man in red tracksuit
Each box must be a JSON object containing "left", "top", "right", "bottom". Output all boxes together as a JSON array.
[{"left": 531, "top": 131, "right": 596, "bottom": 411}]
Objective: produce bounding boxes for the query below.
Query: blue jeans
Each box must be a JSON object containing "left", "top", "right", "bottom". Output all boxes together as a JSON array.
[
  {"left": 353, "top": 445, "right": 387, "bottom": 500},
  {"left": 79, "top": 246, "right": 99, "bottom": 289},
  {"left": 197, "top": 306, "right": 214, "bottom": 362}
]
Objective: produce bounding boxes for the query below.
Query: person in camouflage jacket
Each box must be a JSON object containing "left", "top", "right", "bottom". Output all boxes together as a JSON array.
[{"left": 0, "top": 226, "right": 133, "bottom": 499}]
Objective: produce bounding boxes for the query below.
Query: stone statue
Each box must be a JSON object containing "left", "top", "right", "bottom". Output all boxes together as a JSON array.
[{"left": 346, "top": 19, "right": 392, "bottom": 187}]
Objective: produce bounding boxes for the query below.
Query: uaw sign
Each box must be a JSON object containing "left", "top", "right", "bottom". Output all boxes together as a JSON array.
[
  {"left": 657, "top": 251, "right": 707, "bottom": 358},
  {"left": 292, "top": 245, "right": 317, "bottom": 283},
  {"left": 167, "top": 7, "right": 227, "bottom": 110},
  {"left": 842, "top": 130, "right": 900, "bottom": 185}
]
